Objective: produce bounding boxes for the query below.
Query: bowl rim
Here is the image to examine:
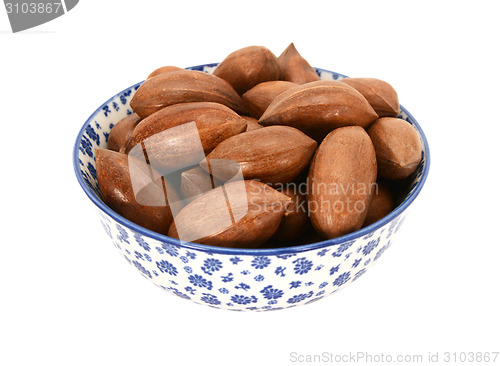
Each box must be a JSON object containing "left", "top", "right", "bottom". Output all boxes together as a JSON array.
[{"left": 73, "top": 64, "right": 430, "bottom": 256}]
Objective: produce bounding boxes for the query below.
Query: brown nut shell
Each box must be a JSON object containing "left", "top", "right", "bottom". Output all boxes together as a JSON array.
[
  {"left": 240, "top": 116, "right": 264, "bottom": 131},
  {"left": 147, "top": 65, "right": 184, "bottom": 79},
  {"left": 307, "top": 126, "right": 377, "bottom": 239},
  {"left": 96, "top": 148, "right": 173, "bottom": 235},
  {"left": 367, "top": 117, "right": 422, "bottom": 179},
  {"left": 213, "top": 46, "right": 280, "bottom": 95},
  {"left": 278, "top": 43, "right": 320, "bottom": 84},
  {"left": 125, "top": 102, "right": 247, "bottom": 174},
  {"left": 180, "top": 166, "right": 221, "bottom": 203},
  {"left": 259, "top": 80, "right": 379, "bottom": 141},
  {"left": 362, "top": 181, "right": 395, "bottom": 227},
  {"left": 242, "top": 80, "right": 296, "bottom": 119},
  {"left": 200, "top": 125, "right": 317, "bottom": 186},
  {"left": 107, "top": 113, "right": 141, "bottom": 153},
  {"left": 168, "top": 180, "right": 292, "bottom": 248},
  {"left": 130, "top": 69, "right": 247, "bottom": 118},
  {"left": 340, "top": 77, "right": 399, "bottom": 117},
  {"left": 271, "top": 186, "right": 310, "bottom": 242}
]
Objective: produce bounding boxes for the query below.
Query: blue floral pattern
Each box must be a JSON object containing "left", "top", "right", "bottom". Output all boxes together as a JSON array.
[
  {"left": 75, "top": 64, "right": 428, "bottom": 311},
  {"left": 333, "top": 272, "right": 351, "bottom": 287},
  {"left": 362, "top": 238, "right": 380, "bottom": 256},
  {"left": 161, "top": 243, "right": 179, "bottom": 257},
  {"left": 200, "top": 293, "right": 221, "bottom": 306},
  {"left": 287, "top": 291, "right": 314, "bottom": 304},
  {"left": 293, "top": 257, "right": 313, "bottom": 275},
  {"left": 201, "top": 258, "right": 223, "bottom": 275},
  {"left": 260, "top": 285, "right": 284, "bottom": 300},
  {"left": 251, "top": 256, "right": 271, "bottom": 269},
  {"left": 231, "top": 294, "right": 258, "bottom": 305},
  {"left": 133, "top": 260, "right": 151, "bottom": 279},
  {"left": 188, "top": 274, "right": 213, "bottom": 290},
  {"left": 91, "top": 208, "right": 411, "bottom": 310},
  {"left": 156, "top": 260, "right": 178, "bottom": 276}
]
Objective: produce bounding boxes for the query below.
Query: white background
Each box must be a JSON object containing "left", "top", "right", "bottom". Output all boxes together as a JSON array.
[{"left": 1, "top": 1, "right": 499, "bottom": 365}]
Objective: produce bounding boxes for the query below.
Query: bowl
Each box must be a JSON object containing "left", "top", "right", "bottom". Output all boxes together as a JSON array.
[{"left": 73, "top": 63, "right": 430, "bottom": 311}]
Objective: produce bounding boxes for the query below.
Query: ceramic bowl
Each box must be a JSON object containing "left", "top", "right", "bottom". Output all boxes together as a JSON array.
[{"left": 73, "top": 63, "right": 430, "bottom": 311}]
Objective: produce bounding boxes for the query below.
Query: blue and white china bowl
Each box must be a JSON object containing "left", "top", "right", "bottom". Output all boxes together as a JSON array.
[{"left": 73, "top": 64, "right": 430, "bottom": 311}]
